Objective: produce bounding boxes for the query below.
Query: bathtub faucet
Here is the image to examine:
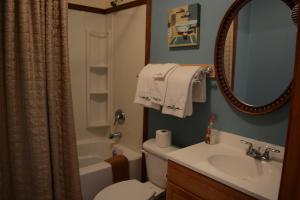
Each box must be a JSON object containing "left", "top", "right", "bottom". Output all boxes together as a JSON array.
[{"left": 109, "top": 132, "right": 122, "bottom": 139}]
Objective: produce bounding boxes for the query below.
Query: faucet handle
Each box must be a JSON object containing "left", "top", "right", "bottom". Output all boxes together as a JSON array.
[
  {"left": 109, "top": 131, "right": 122, "bottom": 139},
  {"left": 261, "top": 146, "right": 280, "bottom": 161},
  {"left": 240, "top": 140, "right": 253, "bottom": 147},
  {"left": 265, "top": 146, "right": 280, "bottom": 153},
  {"left": 240, "top": 140, "right": 253, "bottom": 154}
]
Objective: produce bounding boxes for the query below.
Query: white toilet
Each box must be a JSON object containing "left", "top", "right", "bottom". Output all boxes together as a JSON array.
[{"left": 93, "top": 139, "right": 178, "bottom": 200}]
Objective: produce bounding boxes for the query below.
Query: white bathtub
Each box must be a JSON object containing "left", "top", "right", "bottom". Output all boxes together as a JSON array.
[{"left": 77, "top": 138, "right": 142, "bottom": 200}]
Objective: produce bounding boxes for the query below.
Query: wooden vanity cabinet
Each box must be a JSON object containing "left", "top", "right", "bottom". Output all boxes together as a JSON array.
[
  {"left": 167, "top": 181, "right": 203, "bottom": 200},
  {"left": 166, "top": 161, "right": 256, "bottom": 200}
]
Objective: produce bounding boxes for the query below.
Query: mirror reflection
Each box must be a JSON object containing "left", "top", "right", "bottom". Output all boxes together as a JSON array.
[{"left": 224, "top": 0, "right": 297, "bottom": 106}]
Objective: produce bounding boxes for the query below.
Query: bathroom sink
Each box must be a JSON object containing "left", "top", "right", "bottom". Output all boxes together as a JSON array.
[
  {"left": 167, "top": 131, "right": 284, "bottom": 200},
  {"left": 208, "top": 154, "right": 265, "bottom": 179}
]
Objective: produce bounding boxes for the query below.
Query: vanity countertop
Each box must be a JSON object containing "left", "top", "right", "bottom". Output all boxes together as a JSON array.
[{"left": 166, "top": 130, "right": 284, "bottom": 200}]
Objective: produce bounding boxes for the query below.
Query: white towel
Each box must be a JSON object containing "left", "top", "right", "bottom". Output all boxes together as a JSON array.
[
  {"left": 150, "top": 65, "right": 179, "bottom": 105},
  {"left": 184, "top": 69, "right": 206, "bottom": 116},
  {"left": 134, "top": 96, "right": 161, "bottom": 110},
  {"left": 162, "top": 66, "right": 200, "bottom": 118},
  {"left": 193, "top": 72, "right": 206, "bottom": 103},
  {"left": 134, "top": 64, "right": 160, "bottom": 110},
  {"left": 152, "top": 63, "right": 178, "bottom": 79}
]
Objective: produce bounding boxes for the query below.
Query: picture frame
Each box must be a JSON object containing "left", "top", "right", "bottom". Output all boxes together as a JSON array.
[{"left": 168, "top": 4, "right": 201, "bottom": 48}]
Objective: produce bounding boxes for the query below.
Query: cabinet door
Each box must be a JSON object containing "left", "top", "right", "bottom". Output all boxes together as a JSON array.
[
  {"left": 167, "top": 181, "right": 203, "bottom": 200},
  {"left": 167, "top": 161, "right": 256, "bottom": 200}
]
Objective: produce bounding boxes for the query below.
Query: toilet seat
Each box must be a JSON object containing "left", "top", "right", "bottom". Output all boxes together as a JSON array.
[{"left": 93, "top": 180, "right": 156, "bottom": 200}]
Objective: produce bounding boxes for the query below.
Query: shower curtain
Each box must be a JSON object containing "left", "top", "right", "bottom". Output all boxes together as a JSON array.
[{"left": 0, "top": 1, "right": 82, "bottom": 200}]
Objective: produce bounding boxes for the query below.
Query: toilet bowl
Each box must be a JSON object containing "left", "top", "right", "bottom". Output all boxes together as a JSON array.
[{"left": 93, "top": 139, "right": 178, "bottom": 200}]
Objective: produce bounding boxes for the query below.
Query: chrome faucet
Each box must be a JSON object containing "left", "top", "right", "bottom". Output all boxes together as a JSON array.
[
  {"left": 114, "top": 109, "right": 125, "bottom": 125},
  {"left": 260, "top": 146, "right": 281, "bottom": 161},
  {"left": 109, "top": 132, "right": 122, "bottom": 139},
  {"left": 240, "top": 140, "right": 280, "bottom": 161}
]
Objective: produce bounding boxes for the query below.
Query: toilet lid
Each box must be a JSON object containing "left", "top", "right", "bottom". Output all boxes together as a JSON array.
[{"left": 94, "top": 180, "right": 155, "bottom": 200}]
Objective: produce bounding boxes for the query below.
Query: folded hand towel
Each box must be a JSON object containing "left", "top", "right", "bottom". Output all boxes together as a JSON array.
[
  {"left": 134, "top": 64, "right": 161, "bottom": 110},
  {"left": 162, "top": 66, "right": 200, "bottom": 118},
  {"left": 150, "top": 65, "right": 179, "bottom": 105},
  {"left": 105, "top": 155, "right": 129, "bottom": 183},
  {"left": 152, "top": 63, "right": 178, "bottom": 79}
]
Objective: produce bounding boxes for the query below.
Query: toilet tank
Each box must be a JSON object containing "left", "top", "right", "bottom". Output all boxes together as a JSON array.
[{"left": 142, "top": 139, "right": 179, "bottom": 189}]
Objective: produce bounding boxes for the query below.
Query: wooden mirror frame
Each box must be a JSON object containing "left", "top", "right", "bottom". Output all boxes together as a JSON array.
[{"left": 215, "top": 0, "right": 298, "bottom": 115}]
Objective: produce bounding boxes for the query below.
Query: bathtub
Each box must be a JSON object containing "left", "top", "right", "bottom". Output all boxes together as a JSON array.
[{"left": 77, "top": 138, "right": 142, "bottom": 200}]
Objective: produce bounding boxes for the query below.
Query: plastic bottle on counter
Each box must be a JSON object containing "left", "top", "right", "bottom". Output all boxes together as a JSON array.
[{"left": 205, "top": 115, "right": 215, "bottom": 145}]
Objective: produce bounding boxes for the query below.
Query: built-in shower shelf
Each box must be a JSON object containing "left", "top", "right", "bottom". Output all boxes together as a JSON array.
[
  {"left": 88, "top": 121, "right": 110, "bottom": 128},
  {"left": 89, "top": 65, "right": 108, "bottom": 69},
  {"left": 86, "top": 30, "right": 111, "bottom": 130},
  {"left": 89, "top": 91, "right": 109, "bottom": 95}
]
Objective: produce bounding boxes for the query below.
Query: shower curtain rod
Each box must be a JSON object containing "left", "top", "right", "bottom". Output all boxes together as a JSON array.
[{"left": 68, "top": 0, "right": 147, "bottom": 15}]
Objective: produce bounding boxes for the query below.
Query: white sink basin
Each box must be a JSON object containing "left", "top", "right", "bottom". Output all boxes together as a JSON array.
[
  {"left": 167, "top": 133, "right": 284, "bottom": 200},
  {"left": 207, "top": 154, "right": 281, "bottom": 180},
  {"left": 208, "top": 155, "right": 262, "bottom": 178}
]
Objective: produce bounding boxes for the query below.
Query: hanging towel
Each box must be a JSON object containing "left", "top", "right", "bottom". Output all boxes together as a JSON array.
[
  {"left": 193, "top": 72, "right": 207, "bottom": 103},
  {"left": 134, "top": 95, "right": 161, "bottom": 110},
  {"left": 152, "top": 63, "right": 178, "bottom": 79},
  {"left": 162, "top": 66, "right": 200, "bottom": 118},
  {"left": 134, "top": 64, "right": 161, "bottom": 110},
  {"left": 184, "top": 70, "right": 207, "bottom": 117},
  {"left": 183, "top": 69, "right": 206, "bottom": 117},
  {"left": 150, "top": 65, "right": 179, "bottom": 105},
  {"left": 105, "top": 155, "right": 129, "bottom": 183}
]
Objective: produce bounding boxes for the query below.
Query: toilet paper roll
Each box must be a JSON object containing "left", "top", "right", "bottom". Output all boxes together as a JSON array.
[{"left": 155, "top": 129, "right": 172, "bottom": 148}]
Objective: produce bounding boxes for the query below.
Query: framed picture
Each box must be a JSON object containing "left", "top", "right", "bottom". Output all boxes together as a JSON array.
[{"left": 168, "top": 4, "right": 201, "bottom": 48}]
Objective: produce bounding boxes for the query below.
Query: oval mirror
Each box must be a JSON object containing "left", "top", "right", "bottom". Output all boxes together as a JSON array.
[{"left": 215, "top": 0, "right": 298, "bottom": 115}]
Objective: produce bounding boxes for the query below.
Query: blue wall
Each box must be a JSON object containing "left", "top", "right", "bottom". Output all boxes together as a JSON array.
[{"left": 147, "top": 0, "right": 291, "bottom": 147}]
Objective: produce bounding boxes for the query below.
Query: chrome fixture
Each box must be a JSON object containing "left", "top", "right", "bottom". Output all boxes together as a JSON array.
[
  {"left": 110, "top": 0, "right": 123, "bottom": 7},
  {"left": 114, "top": 109, "right": 125, "bottom": 125},
  {"left": 109, "top": 131, "right": 122, "bottom": 139},
  {"left": 201, "top": 66, "right": 212, "bottom": 75},
  {"left": 112, "top": 148, "right": 118, "bottom": 157},
  {"left": 261, "top": 146, "right": 281, "bottom": 161},
  {"left": 240, "top": 140, "right": 280, "bottom": 161},
  {"left": 193, "top": 67, "right": 213, "bottom": 84}
]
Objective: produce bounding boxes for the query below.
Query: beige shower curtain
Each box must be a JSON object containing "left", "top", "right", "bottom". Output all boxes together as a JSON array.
[{"left": 0, "top": 1, "right": 82, "bottom": 200}]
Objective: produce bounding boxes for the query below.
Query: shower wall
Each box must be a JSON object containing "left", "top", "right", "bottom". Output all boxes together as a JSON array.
[
  {"left": 69, "top": 10, "right": 111, "bottom": 140},
  {"left": 108, "top": 5, "right": 146, "bottom": 152},
  {"left": 68, "top": 5, "right": 146, "bottom": 152}
]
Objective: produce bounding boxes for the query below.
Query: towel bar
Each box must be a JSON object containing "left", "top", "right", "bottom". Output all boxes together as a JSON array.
[
  {"left": 136, "top": 64, "right": 215, "bottom": 78},
  {"left": 179, "top": 64, "right": 215, "bottom": 78}
]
